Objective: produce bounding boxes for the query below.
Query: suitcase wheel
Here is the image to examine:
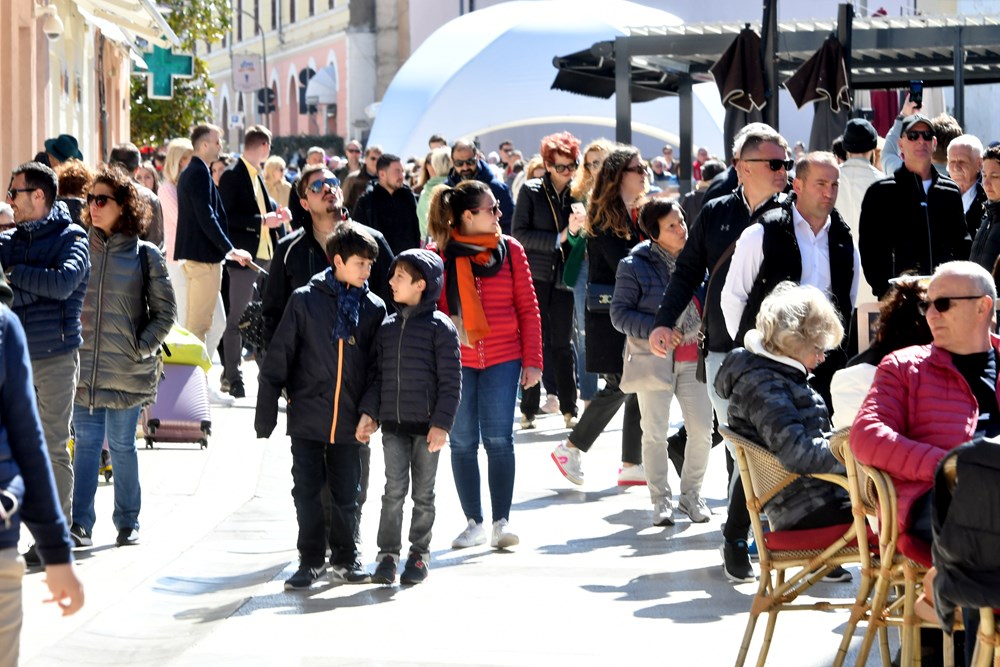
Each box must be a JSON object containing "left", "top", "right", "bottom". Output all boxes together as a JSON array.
[
  {"left": 200, "top": 420, "right": 212, "bottom": 436},
  {"left": 147, "top": 418, "right": 160, "bottom": 435},
  {"left": 145, "top": 438, "right": 154, "bottom": 450},
  {"left": 199, "top": 439, "right": 208, "bottom": 449},
  {"left": 103, "top": 470, "right": 112, "bottom": 482}
]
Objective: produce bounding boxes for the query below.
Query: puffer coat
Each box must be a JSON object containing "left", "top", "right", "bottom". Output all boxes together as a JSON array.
[
  {"left": 0, "top": 201, "right": 90, "bottom": 360},
  {"left": 512, "top": 174, "right": 577, "bottom": 285},
  {"left": 376, "top": 249, "right": 462, "bottom": 435},
  {"left": 76, "top": 229, "right": 176, "bottom": 410},
  {"left": 714, "top": 337, "right": 847, "bottom": 531}
]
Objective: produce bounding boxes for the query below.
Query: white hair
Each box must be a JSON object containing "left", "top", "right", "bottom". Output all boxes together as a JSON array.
[
  {"left": 933, "top": 260, "right": 997, "bottom": 299},
  {"left": 947, "top": 134, "right": 984, "bottom": 161}
]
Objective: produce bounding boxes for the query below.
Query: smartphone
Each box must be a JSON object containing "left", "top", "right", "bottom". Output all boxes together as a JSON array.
[
  {"left": 909, "top": 80, "right": 923, "bottom": 107},
  {"left": 571, "top": 202, "right": 586, "bottom": 216}
]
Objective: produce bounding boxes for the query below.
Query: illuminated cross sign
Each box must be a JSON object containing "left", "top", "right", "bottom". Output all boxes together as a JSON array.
[{"left": 135, "top": 45, "right": 194, "bottom": 100}]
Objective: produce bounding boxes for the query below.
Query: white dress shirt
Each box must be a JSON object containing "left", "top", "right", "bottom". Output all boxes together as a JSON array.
[{"left": 721, "top": 203, "right": 862, "bottom": 341}]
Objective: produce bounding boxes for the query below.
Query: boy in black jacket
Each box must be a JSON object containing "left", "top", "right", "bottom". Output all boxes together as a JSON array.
[
  {"left": 359, "top": 249, "right": 461, "bottom": 585},
  {"left": 256, "top": 224, "right": 387, "bottom": 590}
]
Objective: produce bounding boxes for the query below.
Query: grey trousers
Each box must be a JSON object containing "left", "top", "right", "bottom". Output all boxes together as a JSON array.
[
  {"left": 31, "top": 350, "right": 79, "bottom": 523},
  {"left": 376, "top": 432, "right": 440, "bottom": 560},
  {"left": 223, "top": 262, "right": 268, "bottom": 384}
]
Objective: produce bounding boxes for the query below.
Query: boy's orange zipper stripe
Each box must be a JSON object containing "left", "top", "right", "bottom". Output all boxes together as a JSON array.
[{"left": 330, "top": 338, "right": 344, "bottom": 443}]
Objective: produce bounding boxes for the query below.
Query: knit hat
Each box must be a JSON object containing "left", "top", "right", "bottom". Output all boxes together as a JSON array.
[{"left": 842, "top": 118, "right": 878, "bottom": 153}]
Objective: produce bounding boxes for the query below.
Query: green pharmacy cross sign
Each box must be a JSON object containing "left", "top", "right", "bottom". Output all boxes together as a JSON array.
[{"left": 135, "top": 45, "right": 194, "bottom": 100}]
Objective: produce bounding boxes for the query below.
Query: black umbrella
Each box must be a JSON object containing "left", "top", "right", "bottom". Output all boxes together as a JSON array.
[
  {"left": 785, "top": 35, "right": 852, "bottom": 113},
  {"left": 709, "top": 27, "right": 767, "bottom": 114}
]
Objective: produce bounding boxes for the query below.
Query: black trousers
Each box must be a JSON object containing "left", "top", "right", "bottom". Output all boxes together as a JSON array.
[
  {"left": 567, "top": 374, "right": 642, "bottom": 465},
  {"left": 521, "top": 281, "right": 578, "bottom": 417},
  {"left": 291, "top": 438, "right": 361, "bottom": 567}
]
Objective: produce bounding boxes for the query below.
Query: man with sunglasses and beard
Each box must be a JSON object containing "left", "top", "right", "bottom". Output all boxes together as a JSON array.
[
  {"left": 859, "top": 114, "right": 969, "bottom": 300},
  {"left": 649, "top": 126, "right": 790, "bottom": 584},
  {"left": 445, "top": 139, "right": 515, "bottom": 235},
  {"left": 0, "top": 161, "right": 90, "bottom": 562},
  {"left": 261, "top": 164, "right": 394, "bottom": 551}
]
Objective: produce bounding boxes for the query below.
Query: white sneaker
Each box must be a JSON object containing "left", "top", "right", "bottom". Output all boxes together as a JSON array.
[
  {"left": 208, "top": 385, "right": 236, "bottom": 406},
  {"left": 617, "top": 464, "right": 647, "bottom": 487},
  {"left": 540, "top": 394, "right": 559, "bottom": 414},
  {"left": 451, "top": 519, "right": 486, "bottom": 549},
  {"left": 491, "top": 519, "right": 519, "bottom": 549},
  {"left": 551, "top": 442, "right": 584, "bottom": 485},
  {"left": 653, "top": 498, "right": 675, "bottom": 527},
  {"left": 678, "top": 491, "right": 712, "bottom": 523}
]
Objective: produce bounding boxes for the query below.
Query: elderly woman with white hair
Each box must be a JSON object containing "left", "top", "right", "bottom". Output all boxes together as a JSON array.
[{"left": 714, "top": 282, "right": 853, "bottom": 546}]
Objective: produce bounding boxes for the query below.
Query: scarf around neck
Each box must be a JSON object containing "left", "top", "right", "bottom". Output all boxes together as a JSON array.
[
  {"left": 443, "top": 229, "right": 506, "bottom": 346},
  {"left": 325, "top": 269, "right": 366, "bottom": 342}
]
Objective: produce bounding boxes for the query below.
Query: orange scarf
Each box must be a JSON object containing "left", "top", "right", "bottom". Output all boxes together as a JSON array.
[{"left": 447, "top": 229, "right": 501, "bottom": 347}]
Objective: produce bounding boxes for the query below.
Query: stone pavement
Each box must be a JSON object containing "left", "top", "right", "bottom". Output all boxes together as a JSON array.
[{"left": 18, "top": 366, "right": 893, "bottom": 666}]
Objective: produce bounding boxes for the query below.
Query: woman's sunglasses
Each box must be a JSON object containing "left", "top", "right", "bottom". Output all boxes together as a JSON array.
[
  {"left": 622, "top": 164, "right": 648, "bottom": 175},
  {"left": 471, "top": 203, "right": 501, "bottom": 216},
  {"left": 586, "top": 160, "right": 603, "bottom": 172},
  {"left": 742, "top": 158, "right": 795, "bottom": 172},
  {"left": 917, "top": 295, "right": 987, "bottom": 316},
  {"left": 548, "top": 162, "right": 579, "bottom": 174},
  {"left": 86, "top": 194, "right": 119, "bottom": 208}
]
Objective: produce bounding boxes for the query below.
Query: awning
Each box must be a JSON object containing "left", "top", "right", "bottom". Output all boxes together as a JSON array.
[
  {"left": 77, "top": 7, "right": 147, "bottom": 66},
  {"left": 305, "top": 65, "right": 338, "bottom": 105},
  {"left": 71, "top": 0, "right": 179, "bottom": 48}
]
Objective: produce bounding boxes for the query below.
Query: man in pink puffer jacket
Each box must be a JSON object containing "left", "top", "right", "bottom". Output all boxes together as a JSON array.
[{"left": 853, "top": 260, "right": 1000, "bottom": 545}]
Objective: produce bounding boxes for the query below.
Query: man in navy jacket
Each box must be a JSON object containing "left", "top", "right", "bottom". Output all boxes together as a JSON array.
[{"left": 174, "top": 123, "right": 252, "bottom": 342}]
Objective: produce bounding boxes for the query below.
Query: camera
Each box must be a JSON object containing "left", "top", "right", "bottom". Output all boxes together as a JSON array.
[{"left": 37, "top": 5, "right": 64, "bottom": 41}]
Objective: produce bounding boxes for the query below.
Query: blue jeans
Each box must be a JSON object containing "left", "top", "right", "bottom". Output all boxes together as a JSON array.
[
  {"left": 450, "top": 360, "right": 520, "bottom": 524},
  {"left": 573, "top": 258, "right": 599, "bottom": 400},
  {"left": 290, "top": 438, "right": 361, "bottom": 567},
  {"left": 71, "top": 405, "right": 143, "bottom": 534},
  {"left": 376, "top": 431, "right": 440, "bottom": 559}
]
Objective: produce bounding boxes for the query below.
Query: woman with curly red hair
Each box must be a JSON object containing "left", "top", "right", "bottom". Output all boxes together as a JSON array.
[
  {"left": 71, "top": 166, "right": 176, "bottom": 548},
  {"left": 512, "top": 132, "right": 586, "bottom": 429}
]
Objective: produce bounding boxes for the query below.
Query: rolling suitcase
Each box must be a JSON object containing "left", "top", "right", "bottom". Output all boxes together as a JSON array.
[{"left": 142, "top": 363, "right": 212, "bottom": 449}]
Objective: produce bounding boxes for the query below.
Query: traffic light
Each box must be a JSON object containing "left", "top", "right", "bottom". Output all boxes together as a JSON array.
[{"left": 257, "top": 88, "right": 276, "bottom": 114}]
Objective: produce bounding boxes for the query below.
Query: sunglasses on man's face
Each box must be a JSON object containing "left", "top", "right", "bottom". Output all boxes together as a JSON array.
[
  {"left": 743, "top": 158, "right": 795, "bottom": 172},
  {"left": 346, "top": 147, "right": 361, "bottom": 154},
  {"left": 86, "top": 193, "right": 119, "bottom": 208},
  {"left": 905, "top": 129, "right": 935, "bottom": 142},
  {"left": 549, "top": 162, "right": 579, "bottom": 174},
  {"left": 454, "top": 159, "right": 477, "bottom": 168},
  {"left": 917, "top": 294, "right": 988, "bottom": 316},
  {"left": 307, "top": 177, "right": 341, "bottom": 194}
]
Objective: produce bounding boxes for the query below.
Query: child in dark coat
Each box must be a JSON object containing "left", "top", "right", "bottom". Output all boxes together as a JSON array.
[
  {"left": 256, "top": 223, "right": 387, "bottom": 591},
  {"left": 361, "top": 249, "right": 461, "bottom": 585}
]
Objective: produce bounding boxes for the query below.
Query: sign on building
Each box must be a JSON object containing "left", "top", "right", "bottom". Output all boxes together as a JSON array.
[
  {"left": 233, "top": 54, "right": 263, "bottom": 92},
  {"left": 134, "top": 46, "right": 194, "bottom": 100}
]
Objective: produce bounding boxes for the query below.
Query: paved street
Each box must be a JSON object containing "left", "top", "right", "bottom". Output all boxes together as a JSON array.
[{"left": 19, "top": 366, "right": 891, "bottom": 666}]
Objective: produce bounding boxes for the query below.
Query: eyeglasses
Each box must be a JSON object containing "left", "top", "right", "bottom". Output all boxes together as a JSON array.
[
  {"left": 346, "top": 147, "right": 361, "bottom": 154},
  {"left": 743, "top": 158, "right": 795, "bottom": 172},
  {"left": 453, "top": 159, "right": 477, "bottom": 168},
  {"left": 549, "top": 162, "right": 579, "bottom": 174},
  {"left": 470, "top": 202, "right": 501, "bottom": 216},
  {"left": 586, "top": 160, "right": 603, "bottom": 172},
  {"left": 917, "top": 295, "right": 988, "bottom": 316},
  {"left": 905, "top": 129, "right": 935, "bottom": 142},
  {"left": 622, "top": 164, "right": 648, "bottom": 175},
  {"left": 501, "top": 147, "right": 514, "bottom": 154},
  {"left": 307, "top": 177, "right": 341, "bottom": 194},
  {"left": 6, "top": 187, "right": 36, "bottom": 199},
  {"left": 86, "top": 193, "right": 119, "bottom": 207}
]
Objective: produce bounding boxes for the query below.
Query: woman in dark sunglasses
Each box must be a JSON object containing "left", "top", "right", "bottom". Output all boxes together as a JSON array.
[
  {"left": 72, "top": 166, "right": 176, "bottom": 548},
  {"left": 552, "top": 146, "right": 648, "bottom": 488}
]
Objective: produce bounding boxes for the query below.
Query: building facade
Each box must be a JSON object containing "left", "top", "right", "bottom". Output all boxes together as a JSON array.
[{"left": 0, "top": 0, "right": 174, "bottom": 175}]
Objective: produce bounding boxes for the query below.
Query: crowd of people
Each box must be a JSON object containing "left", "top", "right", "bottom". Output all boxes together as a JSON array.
[{"left": 3, "top": 100, "right": 1000, "bottom": 664}]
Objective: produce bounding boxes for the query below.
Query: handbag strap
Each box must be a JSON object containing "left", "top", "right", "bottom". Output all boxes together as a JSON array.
[{"left": 543, "top": 180, "right": 567, "bottom": 262}]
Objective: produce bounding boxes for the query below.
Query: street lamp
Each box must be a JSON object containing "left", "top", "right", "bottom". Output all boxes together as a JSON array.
[{"left": 231, "top": 3, "right": 269, "bottom": 127}]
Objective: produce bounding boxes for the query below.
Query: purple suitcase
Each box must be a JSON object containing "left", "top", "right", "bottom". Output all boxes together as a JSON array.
[{"left": 142, "top": 364, "right": 212, "bottom": 449}]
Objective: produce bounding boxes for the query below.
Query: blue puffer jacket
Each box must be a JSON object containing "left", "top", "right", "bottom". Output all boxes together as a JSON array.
[
  {"left": 0, "top": 201, "right": 90, "bottom": 360},
  {"left": 375, "top": 249, "right": 462, "bottom": 436},
  {"left": 0, "top": 305, "right": 72, "bottom": 563}
]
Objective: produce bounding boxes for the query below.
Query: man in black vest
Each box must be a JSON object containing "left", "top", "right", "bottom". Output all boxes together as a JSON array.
[
  {"left": 721, "top": 151, "right": 860, "bottom": 408},
  {"left": 351, "top": 153, "right": 420, "bottom": 254}
]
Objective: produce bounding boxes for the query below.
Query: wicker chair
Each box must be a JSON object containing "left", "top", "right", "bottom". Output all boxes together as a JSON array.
[
  {"left": 722, "top": 425, "right": 876, "bottom": 667},
  {"left": 845, "top": 434, "right": 956, "bottom": 667}
]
